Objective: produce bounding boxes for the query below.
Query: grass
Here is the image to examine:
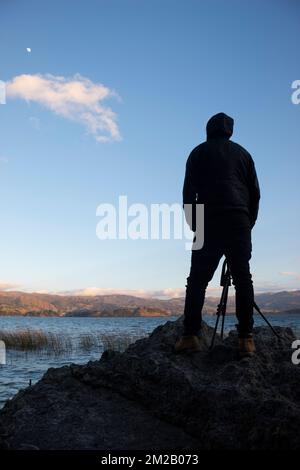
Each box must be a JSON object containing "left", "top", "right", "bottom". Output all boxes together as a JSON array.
[
  {"left": 98, "top": 332, "right": 143, "bottom": 352},
  {"left": 79, "top": 332, "right": 145, "bottom": 352},
  {"left": 79, "top": 333, "right": 98, "bottom": 350},
  {"left": 0, "top": 329, "right": 71, "bottom": 355},
  {"left": 0, "top": 329, "right": 146, "bottom": 355}
]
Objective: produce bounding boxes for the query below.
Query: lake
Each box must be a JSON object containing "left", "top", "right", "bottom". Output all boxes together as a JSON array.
[{"left": 1, "top": 314, "right": 300, "bottom": 408}]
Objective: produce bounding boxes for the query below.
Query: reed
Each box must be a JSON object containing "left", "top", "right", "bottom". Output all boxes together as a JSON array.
[
  {"left": 98, "top": 332, "right": 145, "bottom": 352},
  {"left": 0, "top": 329, "right": 146, "bottom": 355},
  {"left": 0, "top": 329, "right": 71, "bottom": 354}
]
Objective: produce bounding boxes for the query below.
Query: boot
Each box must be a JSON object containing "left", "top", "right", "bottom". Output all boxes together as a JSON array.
[
  {"left": 238, "top": 336, "right": 256, "bottom": 358},
  {"left": 174, "top": 335, "right": 202, "bottom": 353}
]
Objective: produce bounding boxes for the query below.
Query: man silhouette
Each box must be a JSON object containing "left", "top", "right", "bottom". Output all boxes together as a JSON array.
[{"left": 175, "top": 113, "right": 260, "bottom": 357}]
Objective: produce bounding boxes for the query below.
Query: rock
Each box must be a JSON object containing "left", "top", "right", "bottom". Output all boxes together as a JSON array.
[
  {"left": 0, "top": 317, "right": 299, "bottom": 450},
  {"left": 18, "top": 443, "right": 40, "bottom": 450}
]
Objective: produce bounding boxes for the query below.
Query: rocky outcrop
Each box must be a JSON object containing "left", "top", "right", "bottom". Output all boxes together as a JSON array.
[{"left": 0, "top": 317, "right": 299, "bottom": 450}]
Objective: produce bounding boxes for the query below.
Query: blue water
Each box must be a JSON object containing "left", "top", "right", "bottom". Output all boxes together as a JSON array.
[{"left": 0, "top": 314, "right": 299, "bottom": 408}]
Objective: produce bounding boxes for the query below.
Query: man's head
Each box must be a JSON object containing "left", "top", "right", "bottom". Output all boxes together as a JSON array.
[{"left": 206, "top": 112, "right": 234, "bottom": 140}]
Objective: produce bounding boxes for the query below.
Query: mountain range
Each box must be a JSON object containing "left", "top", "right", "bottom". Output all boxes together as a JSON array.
[{"left": 0, "top": 290, "right": 299, "bottom": 317}]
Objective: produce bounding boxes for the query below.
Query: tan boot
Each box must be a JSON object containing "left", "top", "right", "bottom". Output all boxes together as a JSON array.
[
  {"left": 174, "top": 335, "right": 202, "bottom": 353},
  {"left": 238, "top": 337, "right": 256, "bottom": 358}
]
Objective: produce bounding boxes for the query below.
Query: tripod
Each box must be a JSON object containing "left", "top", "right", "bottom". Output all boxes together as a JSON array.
[{"left": 210, "top": 258, "right": 281, "bottom": 350}]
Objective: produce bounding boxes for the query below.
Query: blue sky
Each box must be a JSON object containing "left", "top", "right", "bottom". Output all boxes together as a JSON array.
[{"left": 0, "top": 0, "right": 299, "bottom": 297}]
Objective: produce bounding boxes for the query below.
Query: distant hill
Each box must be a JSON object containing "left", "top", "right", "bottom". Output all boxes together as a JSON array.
[
  {"left": 0, "top": 290, "right": 299, "bottom": 317},
  {"left": 0, "top": 292, "right": 183, "bottom": 317}
]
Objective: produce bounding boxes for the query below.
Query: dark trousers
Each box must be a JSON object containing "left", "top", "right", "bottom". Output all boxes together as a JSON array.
[{"left": 183, "top": 212, "right": 254, "bottom": 338}]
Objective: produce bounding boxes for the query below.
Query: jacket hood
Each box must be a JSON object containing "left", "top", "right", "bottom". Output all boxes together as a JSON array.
[{"left": 206, "top": 112, "right": 234, "bottom": 140}]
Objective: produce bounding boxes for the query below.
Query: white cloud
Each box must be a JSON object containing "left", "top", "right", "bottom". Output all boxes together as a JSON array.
[
  {"left": 59, "top": 286, "right": 228, "bottom": 299},
  {"left": 280, "top": 271, "right": 300, "bottom": 281},
  {"left": 0, "top": 281, "right": 21, "bottom": 291},
  {"left": 1, "top": 283, "right": 298, "bottom": 298},
  {"left": 148, "top": 288, "right": 185, "bottom": 299},
  {"left": 60, "top": 287, "right": 164, "bottom": 298},
  {"left": 62, "top": 287, "right": 138, "bottom": 296},
  {"left": 57, "top": 287, "right": 185, "bottom": 299},
  {"left": 6, "top": 73, "right": 121, "bottom": 142}
]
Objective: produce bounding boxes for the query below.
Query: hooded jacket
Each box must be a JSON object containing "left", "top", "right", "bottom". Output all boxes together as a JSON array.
[{"left": 183, "top": 112, "right": 260, "bottom": 229}]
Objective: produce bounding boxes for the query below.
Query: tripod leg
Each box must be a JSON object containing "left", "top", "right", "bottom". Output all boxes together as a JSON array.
[
  {"left": 210, "top": 313, "right": 221, "bottom": 350},
  {"left": 220, "top": 314, "right": 225, "bottom": 340},
  {"left": 220, "top": 284, "right": 229, "bottom": 339},
  {"left": 210, "top": 277, "right": 230, "bottom": 349},
  {"left": 253, "top": 302, "right": 281, "bottom": 339}
]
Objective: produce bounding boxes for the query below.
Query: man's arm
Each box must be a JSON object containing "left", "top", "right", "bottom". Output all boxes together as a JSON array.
[
  {"left": 183, "top": 153, "right": 197, "bottom": 231},
  {"left": 248, "top": 156, "right": 261, "bottom": 228}
]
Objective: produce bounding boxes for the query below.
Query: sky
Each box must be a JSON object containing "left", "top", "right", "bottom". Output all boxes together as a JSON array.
[{"left": 0, "top": 0, "right": 299, "bottom": 298}]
